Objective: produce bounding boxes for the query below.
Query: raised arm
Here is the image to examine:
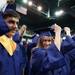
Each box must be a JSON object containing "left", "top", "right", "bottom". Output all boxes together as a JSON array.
[
  {"left": 52, "top": 24, "right": 62, "bottom": 51},
  {"left": 19, "top": 25, "right": 27, "bottom": 37}
]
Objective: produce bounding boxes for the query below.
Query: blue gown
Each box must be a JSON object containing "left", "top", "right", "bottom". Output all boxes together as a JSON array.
[
  {"left": 0, "top": 10, "right": 26, "bottom": 75},
  {"left": 31, "top": 43, "right": 69, "bottom": 75},
  {"left": 61, "top": 36, "right": 75, "bottom": 54},
  {"left": 0, "top": 44, "right": 24, "bottom": 75},
  {"left": 72, "top": 35, "right": 75, "bottom": 41},
  {"left": 61, "top": 36, "right": 75, "bottom": 75},
  {"left": 13, "top": 32, "right": 21, "bottom": 44},
  {"left": 13, "top": 32, "right": 28, "bottom": 75}
]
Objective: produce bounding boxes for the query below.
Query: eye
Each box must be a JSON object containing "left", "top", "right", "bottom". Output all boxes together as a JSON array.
[
  {"left": 48, "top": 40, "right": 51, "bottom": 42},
  {"left": 7, "top": 20, "right": 19, "bottom": 25},
  {"left": 43, "top": 39, "right": 51, "bottom": 42}
]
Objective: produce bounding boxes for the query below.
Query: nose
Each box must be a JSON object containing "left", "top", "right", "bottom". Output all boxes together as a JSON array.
[{"left": 46, "top": 41, "right": 50, "bottom": 45}]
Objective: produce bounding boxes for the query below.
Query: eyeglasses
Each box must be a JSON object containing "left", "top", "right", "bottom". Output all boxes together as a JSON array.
[{"left": 7, "top": 20, "right": 19, "bottom": 25}]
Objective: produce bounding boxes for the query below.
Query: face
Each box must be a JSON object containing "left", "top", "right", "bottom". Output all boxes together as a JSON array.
[
  {"left": 4, "top": 17, "right": 19, "bottom": 37},
  {"left": 40, "top": 36, "right": 52, "bottom": 49}
]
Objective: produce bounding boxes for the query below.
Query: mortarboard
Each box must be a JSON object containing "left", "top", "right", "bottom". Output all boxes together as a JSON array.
[{"left": 39, "top": 31, "right": 52, "bottom": 37}]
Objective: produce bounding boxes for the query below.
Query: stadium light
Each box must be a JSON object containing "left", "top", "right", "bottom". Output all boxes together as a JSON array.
[
  {"left": 55, "top": 10, "right": 64, "bottom": 17},
  {"left": 28, "top": 1, "right": 33, "bottom": 6},
  {"left": 37, "top": 6, "right": 42, "bottom": 11}
]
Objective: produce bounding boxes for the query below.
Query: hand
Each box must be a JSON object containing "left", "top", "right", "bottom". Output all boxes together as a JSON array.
[
  {"left": 19, "top": 25, "right": 27, "bottom": 36},
  {"left": 64, "top": 27, "right": 70, "bottom": 33},
  {"left": 52, "top": 24, "right": 62, "bottom": 51},
  {"left": 21, "top": 25, "right": 27, "bottom": 33},
  {"left": 51, "top": 24, "right": 62, "bottom": 34},
  {"left": 64, "top": 27, "right": 71, "bottom": 36}
]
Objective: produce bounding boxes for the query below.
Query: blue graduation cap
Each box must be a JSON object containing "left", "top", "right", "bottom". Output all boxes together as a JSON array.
[
  {"left": 39, "top": 31, "right": 52, "bottom": 37},
  {"left": 34, "top": 27, "right": 55, "bottom": 37},
  {"left": 0, "top": 12, "right": 9, "bottom": 36},
  {"left": 5, "top": 3, "right": 16, "bottom": 11}
]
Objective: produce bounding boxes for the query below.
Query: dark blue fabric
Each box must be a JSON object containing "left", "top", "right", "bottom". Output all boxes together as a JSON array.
[
  {"left": 0, "top": 13, "right": 9, "bottom": 36},
  {"left": 72, "top": 35, "right": 75, "bottom": 41},
  {"left": 13, "top": 32, "right": 21, "bottom": 44},
  {"left": 61, "top": 36, "right": 75, "bottom": 54},
  {"left": 67, "top": 48, "right": 75, "bottom": 75},
  {"left": 31, "top": 43, "right": 69, "bottom": 75},
  {"left": 0, "top": 44, "right": 24, "bottom": 75},
  {"left": 13, "top": 32, "right": 28, "bottom": 75},
  {"left": 39, "top": 31, "right": 52, "bottom": 37},
  {"left": 27, "top": 43, "right": 37, "bottom": 61},
  {"left": 26, "top": 43, "right": 37, "bottom": 75},
  {"left": 19, "top": 44, "right": 27, "bottom": 68},
  {"left": 5, "top": 3, "right": 16, "bottom": 11},
  {"left": 61, "top": 36, "right": 75, "bottom": 75}
]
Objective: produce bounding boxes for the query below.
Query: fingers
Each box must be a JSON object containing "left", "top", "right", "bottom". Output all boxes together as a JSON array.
[
  {"left": 51, "top": 24, "right": 62, "bottom": 33},
  {"left": 64, "top": 27, "right": 71, "bottom": 36},
  {"left": 19, "top": 25, "right": 27, "bottom": 36}
]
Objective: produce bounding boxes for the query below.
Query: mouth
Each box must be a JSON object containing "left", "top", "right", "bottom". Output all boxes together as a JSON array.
[
  {"left": 10, "top": 28, "right": 17, "bottom": 32},
  {"left": 11, "top": 30, "right": 16, "bottom": 33}
]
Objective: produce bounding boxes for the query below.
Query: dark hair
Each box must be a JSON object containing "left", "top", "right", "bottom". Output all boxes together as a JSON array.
[{"left": 2, "top": 9, "right": 20, "bottom": 19}]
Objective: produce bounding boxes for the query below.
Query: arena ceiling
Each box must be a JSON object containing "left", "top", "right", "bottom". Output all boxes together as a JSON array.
[{"left": 13, "top": 0, "right": 75, "bottom": 33}]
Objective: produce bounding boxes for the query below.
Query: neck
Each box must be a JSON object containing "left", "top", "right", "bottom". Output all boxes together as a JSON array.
[
  {"left": 6, "top": 32, "right": 13, "bottom": 39},
  {"left": 6, "top": 35, "right": 12, "bottom": 39}
]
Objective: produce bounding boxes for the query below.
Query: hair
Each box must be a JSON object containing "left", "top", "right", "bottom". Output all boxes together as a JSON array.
[{"left": 2, "top": 9, "right": 20, "bottom": 19}]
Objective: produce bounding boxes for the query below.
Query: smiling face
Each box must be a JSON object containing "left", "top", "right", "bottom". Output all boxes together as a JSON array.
[
  {"left": 2, "top": 9, "right": 20, "bottom": 38},
  {"left": 39, "top": 36, "right": 53, "bottom": 49},
  {"left": 5, "top": 17, "right": 19, "bottom": 37}
]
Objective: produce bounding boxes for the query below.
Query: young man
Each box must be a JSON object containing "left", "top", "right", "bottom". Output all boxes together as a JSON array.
[{"left": 0, "top": 9, "right": 24, "bottom": 75}]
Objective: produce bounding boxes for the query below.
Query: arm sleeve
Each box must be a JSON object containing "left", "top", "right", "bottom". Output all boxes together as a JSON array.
[
  {"left": 61, "top": 36, "right": 75, "bottom": 54},
  {"left": 31, "top": 43, "right": 66, "bottom": 73}
]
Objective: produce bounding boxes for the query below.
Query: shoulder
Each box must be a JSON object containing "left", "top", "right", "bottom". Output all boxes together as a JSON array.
[{"left": 31, "top": 47, "right": 46, "bottom": 57}]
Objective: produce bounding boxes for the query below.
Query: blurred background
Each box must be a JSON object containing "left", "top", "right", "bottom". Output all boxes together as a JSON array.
[{"left": 1, "top": 0, "right": 75, "bottom": 35}]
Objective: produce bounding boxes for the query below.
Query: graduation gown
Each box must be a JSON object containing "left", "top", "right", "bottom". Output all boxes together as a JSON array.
[
  {"left": 61, "top": 36, "right": 75, "bottom": 75},
  {"left": 72, "top": 35, "right": 75, "bottom": 41},
  {"left": 0, "top": 44, "right": 24, "bottom": 75},
  {"left": 13, "top": 32, "right": 27, "bottom": 75},
  {"left": 13, "top": 32, "right": 21, "bottom": 44},
  {"left": 31, "top": 43, "right": 69, "bottom": 75},
  {"left": 61, "top": 36, "right": 75, "bottom": 54}
]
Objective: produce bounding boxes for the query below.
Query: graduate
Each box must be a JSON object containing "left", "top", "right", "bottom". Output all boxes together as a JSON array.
[
  {"left": 27, "top": 34, "right": 39, "bottom": 61},
  {"left": 26, "top": 34, "right": 39, "bottom": 75},
  {"left": 13, "top": 25, "right": 28, "bottom": 75},
  {"left": 30, "top": 24, "right": 70, "bottom": 75},
  {"left": 0, "top": 9, "right": 24, "bottom": 75},
  {"left": 61, "top": 27, "right": 75, "bottom": 54},
  {"left": 0, "top": 0, "right": 16, "bottom": 36},
  {"left": 61, "top": 27, "right": 75, "bottom": 75}
]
